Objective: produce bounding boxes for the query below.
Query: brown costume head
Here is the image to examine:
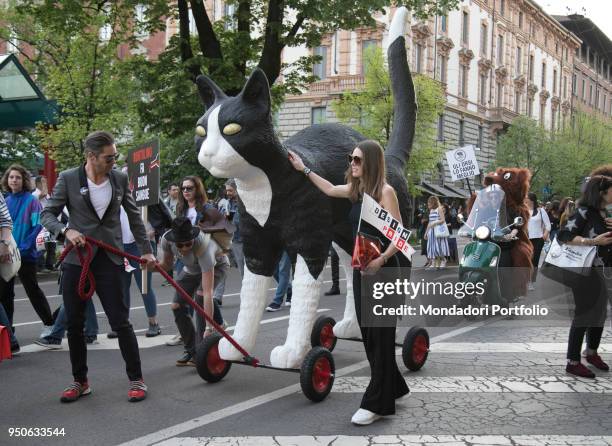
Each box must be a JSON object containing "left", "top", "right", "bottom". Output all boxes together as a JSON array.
[{"left": 483, "top": 168, "right": 531, "bottom": 208}]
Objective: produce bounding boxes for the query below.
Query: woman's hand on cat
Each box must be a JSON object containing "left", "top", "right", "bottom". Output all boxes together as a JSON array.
[{"left": 288, "top": 150, "right": 305, "bottom": 171}]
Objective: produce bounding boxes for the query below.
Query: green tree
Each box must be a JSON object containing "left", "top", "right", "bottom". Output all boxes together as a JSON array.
[
  {"left": 495, "top": 115, "right": 553, "bottom": 190},
  {"left": 496, "top": 112, "right": 612, "bottom": 199},
  {"left": 176, "top": 0, "right": 460, "bottom": 91},
  {"left": 1, "top": 0, "right": 170, "bottom": 170},
  {"left": 0, "top": 130, "right": 43, "bottom": 175},
  {"left": 548, "top": 111, "right": 612, "bottom": 198},
  {"left": 331, "top": 46, "right": 446, "bottom": 193}
]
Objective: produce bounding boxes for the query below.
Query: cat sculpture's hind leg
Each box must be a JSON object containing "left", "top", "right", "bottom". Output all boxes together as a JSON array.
[
  {"left": 218, "top": 265, "right": 272, "bottom": 361},
  {"left": 270, "top": 255, "right": 322, "bottom": 368},
  {"left": 331, "top": 242, "right": 361, "bottom": 338}
]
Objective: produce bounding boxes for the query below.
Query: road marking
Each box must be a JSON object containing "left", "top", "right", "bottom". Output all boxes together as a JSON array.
[
  {"left": 14, "top": 294, "right": 61, "bottom": 302},
  {"left": 117, "top": 323, "right": 486, "bottom": 446},
  {"left": 18, "top": 309, "right": 332, "bottom": 353},
  {"left": 432, "top": 342, "right": 612, "bottom": 353},
  {"left": 153, "top": 435, "right": 612, "bottom": 446},
  {"left": 332, "top": 375, "right": 612, "bottom": 393}
]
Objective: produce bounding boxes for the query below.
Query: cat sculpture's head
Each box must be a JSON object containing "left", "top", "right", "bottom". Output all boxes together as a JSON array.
[{"left": 194, "top": 69, "right": 279, "bottom": 179}]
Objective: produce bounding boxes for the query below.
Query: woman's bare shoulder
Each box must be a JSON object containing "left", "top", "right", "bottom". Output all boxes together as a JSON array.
[{"left": 382, "top": 183, "right": 397, "bottom": 197}]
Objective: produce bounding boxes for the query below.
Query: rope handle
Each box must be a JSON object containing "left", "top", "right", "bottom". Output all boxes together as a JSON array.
[{"left": 56, "top": 236, "right": 257, "bottom": 365}]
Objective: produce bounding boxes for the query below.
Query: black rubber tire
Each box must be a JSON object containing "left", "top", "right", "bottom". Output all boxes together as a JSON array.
[
  {"left": 300, "top": 347, "right": 335, "bottom": 402},
  {"left": 310, "top": 315, "right": 337, "bottom": 352},
  {"left": 195, "top": 333, "right": 232, "bottom": 383},
  {"left": 402, "top": 326, "right": 429, "bottom": 371}
]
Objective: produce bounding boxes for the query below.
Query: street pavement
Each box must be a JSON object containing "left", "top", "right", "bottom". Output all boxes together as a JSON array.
[{"left": 1, "top": 238, "right": 611, "bottom": 446}]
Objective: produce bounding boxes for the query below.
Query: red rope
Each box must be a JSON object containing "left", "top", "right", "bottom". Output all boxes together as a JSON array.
[{"left": 56, "top": 236, "right": 257, "bottom": 365}]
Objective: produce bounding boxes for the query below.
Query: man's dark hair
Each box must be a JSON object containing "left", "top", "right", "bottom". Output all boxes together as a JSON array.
[
  {"left": 580, "top": 175, "right": 611, "bottom": 210},
  {"left": 84, "top": 131, "right": 115, "bottom": 155},
  {"left": 168, "top": 183, "right": 178, "bottom": 190}
]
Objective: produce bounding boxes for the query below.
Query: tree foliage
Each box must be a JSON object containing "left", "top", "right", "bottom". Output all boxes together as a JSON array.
[
  {"left": 496, "top": 112, "right": 612, "bottom": 200},
  {"left": 0, "top": 0, "right": 170, "bottom": 170},
  {"left": 176, "top": 0, "right": 460, "bottom": 90},
  {"left": 0, "top": 131, "right": 42, "bottom": 175},
  {"left": 331, "top": 46, "right": 446, "bottom": 193}
]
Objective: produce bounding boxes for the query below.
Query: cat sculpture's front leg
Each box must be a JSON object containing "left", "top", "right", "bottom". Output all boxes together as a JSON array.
[
  {"left": 270, "top": 255, "right": 322, "bottom": 368},
  {"left": 332, "top": 243, "right": 361, "bottom": 338},
  {"left": 218, "top": 265, "right": 272, "bottom": 361}
]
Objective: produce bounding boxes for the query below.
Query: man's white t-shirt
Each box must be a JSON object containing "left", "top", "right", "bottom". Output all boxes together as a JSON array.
[
  {"left": 87, "top": 178, "right": 112, "bottom": 219},
  {"left": 119, "top": 207, "right": 136, "bottom": 244}
]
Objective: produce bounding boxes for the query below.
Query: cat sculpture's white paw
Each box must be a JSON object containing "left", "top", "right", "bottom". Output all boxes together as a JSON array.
[
  {"left": 218, "top": 337, "right": 247, "bottom": 361},
  {"left": 333, "top": 316, "right": 361, "bottom": 338},
  {"left": 270, "top": 342, "right": 309, "bottom": 369}
]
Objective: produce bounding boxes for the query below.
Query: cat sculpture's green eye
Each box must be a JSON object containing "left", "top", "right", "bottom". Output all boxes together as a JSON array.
[
  {"left": 223, "top": 123, "right": 242, "bottom": 135},
  {"left": 195, "top": 125, "right": 206, "bottom": 137}
]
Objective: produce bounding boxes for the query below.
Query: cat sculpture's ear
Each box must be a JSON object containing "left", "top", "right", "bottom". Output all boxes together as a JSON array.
[
  {"left": 196, "top": 75, "right": 227, "bottom": 110},
  {"left": 240, "top": 68, "right": 271, "bottom": 113}
]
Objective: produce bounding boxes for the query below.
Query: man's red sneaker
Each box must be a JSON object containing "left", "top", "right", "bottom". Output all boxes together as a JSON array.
[
  {"left": 566, "top": 362, "right": 595, "bottom": 378},
  {"left": 128, "top": 380, "right": 147, "bottom": 402},
  {"left": 60, "top": 381, "right": 91, "bottom": 403},
  {"left": 586, "top": 354, "right": 610, "bottom": 371}
]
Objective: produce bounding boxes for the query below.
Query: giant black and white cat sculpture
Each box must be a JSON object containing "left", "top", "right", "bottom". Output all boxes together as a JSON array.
[{"left": 194, "top": 7, "right": 416, "bottom": 368}]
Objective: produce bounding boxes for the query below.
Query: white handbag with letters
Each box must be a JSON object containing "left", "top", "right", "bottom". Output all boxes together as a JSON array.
[
  {"left": 0, "top": 235, "right": 21, "bottom": 282},
  {"left": 543, "top": 238, "right": 597, "bottom": 277}
]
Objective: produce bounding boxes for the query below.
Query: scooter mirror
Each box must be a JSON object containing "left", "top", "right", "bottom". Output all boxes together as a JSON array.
[{"left": 513, "top": 216, "right": 524, "bottom": 227}]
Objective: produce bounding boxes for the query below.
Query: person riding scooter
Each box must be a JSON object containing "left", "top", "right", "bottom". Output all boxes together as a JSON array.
[{"left": 458, "top": 184, "right": 524, "bottom": 308}]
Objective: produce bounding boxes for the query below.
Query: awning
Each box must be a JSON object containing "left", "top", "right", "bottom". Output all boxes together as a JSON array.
[
  {"left": 0, "top": 54, "right": 59, "bottom": 130},
  {"left": 421, "top": 181, "right": 464, "bottom": 199},
  {"left": 415, "top": 183, "right": 440, "bottom": 196},
  {"left": 443, "top": 184, "right": 471, "bottom": 199}
]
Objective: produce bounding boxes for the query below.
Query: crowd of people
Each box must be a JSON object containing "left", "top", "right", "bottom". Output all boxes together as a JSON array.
[{"left": 0, "top": 130, "right": 610, "bottom": 423}]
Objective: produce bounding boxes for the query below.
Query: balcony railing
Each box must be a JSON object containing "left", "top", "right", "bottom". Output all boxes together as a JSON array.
[
  {"left": 488, "top": 106, "right": 518, "bottom": 124},
  {"left": 308, "top": 75, "right": 366, "bottom": 95}
]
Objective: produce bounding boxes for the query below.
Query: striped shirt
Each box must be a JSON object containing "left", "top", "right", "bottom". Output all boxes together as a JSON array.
[{"left": 0, "top": 194, "right": 12, "bottom": 229}]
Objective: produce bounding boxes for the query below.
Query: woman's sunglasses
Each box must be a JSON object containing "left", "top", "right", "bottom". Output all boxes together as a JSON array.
[
  {"left": 175, "top": 240, "right": 194, "bottom": 249},
  {"left": 348, "top": 155, "right": 362, "bottom": 165},
  {"left": 181, "top": 186, "right": 194, "bottom": 192}
]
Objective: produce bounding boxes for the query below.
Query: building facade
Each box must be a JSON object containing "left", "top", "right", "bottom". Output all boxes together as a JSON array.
[
  {"left": 278, "top": 0, "right": 582, "bottom": 190},
  {"left": 554, "top": 15, "right": 612, "bottom": 119}
]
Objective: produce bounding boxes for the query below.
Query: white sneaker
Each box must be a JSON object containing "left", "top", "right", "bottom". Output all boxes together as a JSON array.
[
  {"left": 165, "top": 334, "right": 183, "bottom": 346},
  {"left": 528, "top": 282, "right": 535, "bottom": 291},
  {"left": 284, "top": 301, "right": 291, "bottom": 307},
  {"left": 440, "top": 260, "right": 447, "bottom": 269},
  {"left": 351, "top": 408, "right": 382, "bottom": 425}
]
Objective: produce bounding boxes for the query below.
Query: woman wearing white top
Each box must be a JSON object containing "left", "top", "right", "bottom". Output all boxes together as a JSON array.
[{"left": 525, "top": 192, "right": 551, "bottom": 290}]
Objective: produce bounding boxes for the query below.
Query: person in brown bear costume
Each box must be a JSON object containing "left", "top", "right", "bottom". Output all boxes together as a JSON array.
[{"left": 467, "top": 168, "right": 534, "bottom": 301}]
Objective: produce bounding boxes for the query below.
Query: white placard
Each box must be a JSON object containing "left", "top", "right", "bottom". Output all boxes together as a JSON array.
[
  {"left": 445, "top": 145, "right": 480, "bottom": 181},
  {"left": 360, "top": 194, "right": 415, "bottom": 260}
]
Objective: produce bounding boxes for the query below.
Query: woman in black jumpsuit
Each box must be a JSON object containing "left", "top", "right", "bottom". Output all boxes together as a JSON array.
[{"left": 288, "top": 140, "right": 409, "bottom": 425}]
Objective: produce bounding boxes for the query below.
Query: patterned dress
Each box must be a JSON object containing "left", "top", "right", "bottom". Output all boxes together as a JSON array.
[{"left": 426, "top": 208, "right": 450, "bottom": 258}]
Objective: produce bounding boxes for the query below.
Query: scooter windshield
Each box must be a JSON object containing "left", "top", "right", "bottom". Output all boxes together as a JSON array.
[{"left": 459, "top": 186, "right": 508, "bottom": 235}]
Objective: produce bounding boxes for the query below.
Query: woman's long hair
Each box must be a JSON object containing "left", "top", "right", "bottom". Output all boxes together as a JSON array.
[
  {"left": 346, "top": 140, "right": 386, "bottom": 203},
  {"left": 527, "top": 192, "right": 538, "bottom": 217},
  {"left": 580, "top": 175, "right": 611, "bottom": 210},
  {"left": 427, "top": 195, "right": 441, "bottom": 210},
  {"left": 1, "top": 164, "right": 32, "bottom": 193},
  {"left": 176, "top": 175, "right": 208, "bottom": 217}
]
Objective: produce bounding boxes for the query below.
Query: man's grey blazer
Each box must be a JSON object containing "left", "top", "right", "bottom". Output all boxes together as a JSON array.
[{"left": 41, "top": 165, "right": 152, "bottom": 266}]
